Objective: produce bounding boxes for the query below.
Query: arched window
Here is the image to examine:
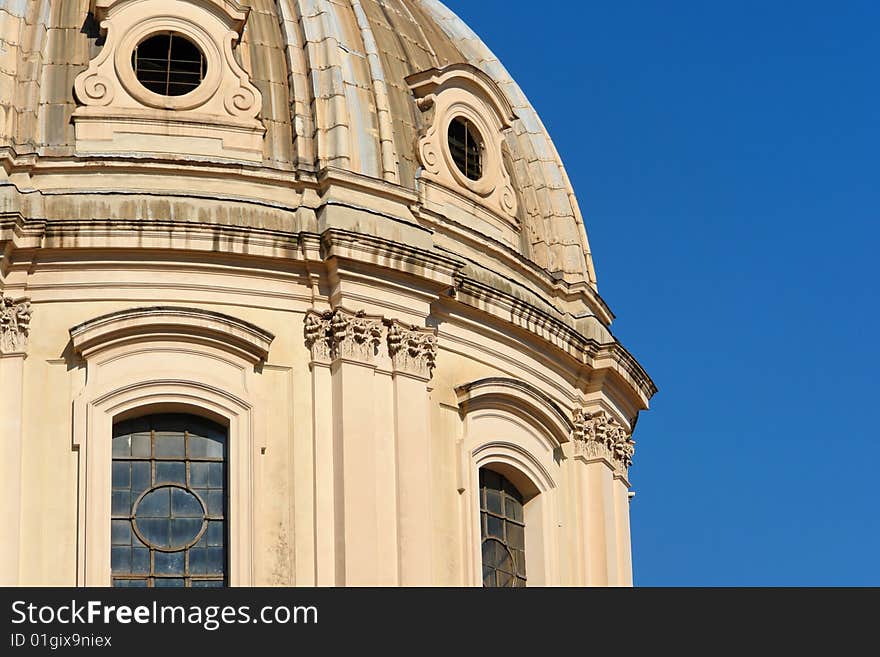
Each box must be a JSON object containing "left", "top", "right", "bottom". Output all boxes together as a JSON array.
[
  {"left": 480, "top": 468, "right": 526, "bottom": 587},
  {"left": 111, "top": 413, "right": 227, "bottom": 587}
]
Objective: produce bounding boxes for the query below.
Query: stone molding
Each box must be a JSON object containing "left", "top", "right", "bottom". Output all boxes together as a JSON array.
[
  {"left": 572, "top": 408, "right": 636, "bottom": 472},
  {"left": 454, "top": 277, "right": 656, "bottom": 404},
  {"left": 0, "top": 296, "right": 31, "bottom": 355},
  {"left": 69, "top": 306, "right": 274, "bottom": 363},
  {"left": 455, "top": 377, "right": 573, "bottom": 449},
  {"left": 305, "top": 308, "right": 438, "bottom": 379},
  {"left": 0, "top": 207, "right": 654, "bottom": 408}
]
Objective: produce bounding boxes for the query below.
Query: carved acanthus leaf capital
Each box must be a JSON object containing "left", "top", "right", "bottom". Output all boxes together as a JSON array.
[
  {"left": 386, "top": 321, "right": 437, "bottom": 380},
  {"left": 571, "top": 408, "right": 635, "bottom": 471},
  {"left": 305, "top": 308, "right": 438, "bottom": 374},
  {"left": 304, "top": 311, "right": 332, "bottom": 363},
  {"left": 304, "top": 308, "right": 383, "bottom": 364},
  {"left": 0, "top": 296, "right": 32, "bottom": 354}
]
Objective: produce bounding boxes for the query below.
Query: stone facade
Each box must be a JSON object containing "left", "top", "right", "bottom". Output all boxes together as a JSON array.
[{"left": 0, "top": 0, "right": 655, "bottom": 587}]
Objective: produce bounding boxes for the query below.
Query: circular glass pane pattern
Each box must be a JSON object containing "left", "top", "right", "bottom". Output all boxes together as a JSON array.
[
  {"left": 133, "top": 485, "right": 206, "bottom": 550},
  {"left": 448, "top": 117, "right": 483, "bottom": 181},
  {"left": 132, "top": 32, "right": 207, "bottom": 97},
  {"left": 482, "top": 539, "right": 514, "bottom": 577}
]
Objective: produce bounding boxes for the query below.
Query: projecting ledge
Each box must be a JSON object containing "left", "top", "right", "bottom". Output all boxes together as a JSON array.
[{"left": 69, "top": 306, "right": 274, "bottom": 363}]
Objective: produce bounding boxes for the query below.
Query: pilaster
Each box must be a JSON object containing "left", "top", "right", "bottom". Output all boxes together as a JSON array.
[
  {"left": 304, "top": 308, "right": 438, "bottom": 586},
  {"left": 304, "top": 311, "right": 336, "bottom": 585},
  {"left": 386, "top": 320, "right": 437, "bottom": 585},
  {"left": 0, "top": 296, "right": 31, "bottom": 586},
  {"left": 570, "top": 407, "right": 636, "bottom": 586}
]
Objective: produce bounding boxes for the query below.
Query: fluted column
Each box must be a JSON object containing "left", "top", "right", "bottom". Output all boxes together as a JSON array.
[{"left": 0, "top": 296, "right": 31, "bottom": 585}]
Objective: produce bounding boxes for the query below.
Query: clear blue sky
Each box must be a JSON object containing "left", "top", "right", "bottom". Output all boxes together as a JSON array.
[{"left": 444, "top": 0, "right": 880, "bottom": 585}]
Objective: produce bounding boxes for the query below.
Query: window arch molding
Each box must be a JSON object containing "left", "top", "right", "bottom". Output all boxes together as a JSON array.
[
  {"left": 456, "top": 377, "right": 568, "bottom": 586},
  {"left": 115, "top": 19, "right": 222, "bottom": 111},
  {"left": 69, "top": 306, "right": 272, "bottom": 586},
  {"left": 456, "top": 377, "right": 573, "bottom": 451}
]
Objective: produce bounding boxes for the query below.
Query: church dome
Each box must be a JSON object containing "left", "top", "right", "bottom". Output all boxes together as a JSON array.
[
  {"left": 0, "top": 0, "right": 655, "bottom": 587},
  {"left": 2, "top": 0, "right": 611, "bottom": 307}
]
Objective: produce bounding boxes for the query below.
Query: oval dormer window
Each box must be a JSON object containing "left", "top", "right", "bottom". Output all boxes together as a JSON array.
[
  {"left": 448, "top": 117, "right": 483, "bottom": 181},
  {"left": 132, "top": 32, "right": 207, "bottom": 97}
]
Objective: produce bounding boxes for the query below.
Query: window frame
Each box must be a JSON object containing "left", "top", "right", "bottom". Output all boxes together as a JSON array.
[
  {"left": 131, "top": 31, "right": 208, "bottom": 98},
  {"left": 70, "top": 306, "right": 272, "bottom": 586},
  {"left": 447, "top": 116, "right": 484, "bottom": 182}
]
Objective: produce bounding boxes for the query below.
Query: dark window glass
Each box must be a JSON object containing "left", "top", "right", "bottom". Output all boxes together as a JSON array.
[
  {"left": 479, "top": 469, "right": 526, "bottom": 587},
  {"left": 132, "top": 32, "right": 207, "bottom": 97},
  {"left": 111, "top": 413, "right": 226, "bottom": 587},
  {"left": 448, "top": 117, "right": 483, "bottom": 181}
]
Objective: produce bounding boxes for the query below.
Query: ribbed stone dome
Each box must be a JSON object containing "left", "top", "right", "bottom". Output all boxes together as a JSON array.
[
  {"left": 0, "top": 0, "right": 654, "bottom": 396},
  {"left": 1, "top": 2, "right": 598, "bottom": 288}
]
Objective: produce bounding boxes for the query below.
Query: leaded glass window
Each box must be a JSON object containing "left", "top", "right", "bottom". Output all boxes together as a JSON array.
[
  {"left": 111, "top": 413, "right": 227, "bottom": 587},
  {"left": 480, "top": 469, "right": 526, "bottom": 587}
]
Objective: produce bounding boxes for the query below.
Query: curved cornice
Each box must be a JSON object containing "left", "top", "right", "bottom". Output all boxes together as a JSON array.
[
  {"left": 69, "top": 306, "right": 274, "bottom": 363},
  {"left": 455, "top": 377, "right": 574, "bottom": 447},
  {"left": 92, "top": 0, "right": 250, "bottom": 34},
  {"left": 406, "top": 64, "right": 518, "bottom": 127},
  {"left": 452, "top": 279, "right": 657, "bottom": 404}
]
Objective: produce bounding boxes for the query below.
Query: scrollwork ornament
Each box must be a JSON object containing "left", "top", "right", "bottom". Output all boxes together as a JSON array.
[
  {"left": 416, "top": 94, "right": 436, "bottom": 111},
  {"left": 221, "top": 31, "right": 261, "bottom": 118},
  {"left": 79, "top": 71, "right": 115, "bottom": 106},
  {"left": 418, "top": 125, "right": 442, "bottom": 175},
  {"left": 73, "top": 19, "right": 117, "bottom": 107},
  {"left": 500, "top": 183, "right": 517, "bottom": 216}
]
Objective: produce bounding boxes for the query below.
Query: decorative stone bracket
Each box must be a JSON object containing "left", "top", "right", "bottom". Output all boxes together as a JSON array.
[
  {"left": 0, "top": 296, "right": 31, "bottom": 354},
  {"left": 304, "top": 308, "right": 438, "bottom": 380},
  {"left": 571, "top": 408, "right": 635, "bottom": 472}
]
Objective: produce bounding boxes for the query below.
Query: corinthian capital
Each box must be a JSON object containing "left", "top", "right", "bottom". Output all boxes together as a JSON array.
[
  {"left": 304, "top": 311, "right": 332, "bottom": 362},
  {"left": 0, "top": 296, "right": 31, "bottom": 355},
  {"left": 571, "top": 408, "right": 635, "bottom": 471},
  {"left": 386, "top": 321, "right": 437, "bottom": 380},
  {"left": 304, "top": 308, "right": 383, "bottom": 364}
]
